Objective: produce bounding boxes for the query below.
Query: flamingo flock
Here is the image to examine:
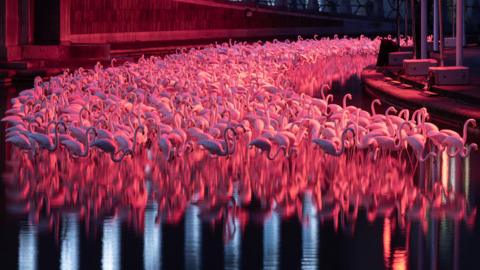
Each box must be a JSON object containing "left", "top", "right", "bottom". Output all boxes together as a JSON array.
[
  {"left": 2, "top": 36, "right": 478, "bottom": 245},
  {"left": 2, "top": 35, "right": 478, "bottom": 166}
]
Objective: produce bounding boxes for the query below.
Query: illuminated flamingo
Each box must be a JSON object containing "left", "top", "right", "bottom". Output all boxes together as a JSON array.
[
  {"left": 249, "top": 137, "right": 287, "bottom": 160},
  {"left": 312, "top": 128, "right": 355, "bottom": 156},
  {"left": 61, "top": 127, "right": 97, "bottom": 157},
  {"left": 197, "top": 127, "right": 237, "bottom": 156},
  {"left": 28, "top": 122, "right": 67, "bottom": 152},
  {"left": 90, "top": 138, "right": 133, "bottom": 162}
]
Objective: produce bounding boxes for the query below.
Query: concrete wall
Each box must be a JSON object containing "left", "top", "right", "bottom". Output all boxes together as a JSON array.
[
  {"left": 0, "top": 0, "right": 396, "bottom": 61},
  {"left": 62, "top": 0, "right": 396, "bottom": 44},
  {"left": 0, "top": 0, "right": 21, "bottom": 60},
  {"left": 69, "top": 0, "right": 340, "bottom": 34}
]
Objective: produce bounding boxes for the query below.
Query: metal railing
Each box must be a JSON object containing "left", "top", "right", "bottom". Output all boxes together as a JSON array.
[
  {"left": 224, "top": 0, "right": 406, "bottom": 19},
  {"left": 223, "top": 0, "right": 480, "bottom": 35},
  {"left": 444, "top": 0, "right": 480, "bottom": 35}
]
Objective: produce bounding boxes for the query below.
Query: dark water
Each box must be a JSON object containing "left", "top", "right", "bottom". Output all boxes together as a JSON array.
[{"left": 1, "top": 78, "right": 479, "bottom": 270}]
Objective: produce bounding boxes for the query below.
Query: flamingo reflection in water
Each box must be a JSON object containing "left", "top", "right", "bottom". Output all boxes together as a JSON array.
[{"left": 3, "top": 141, "right": 476, "bottom": 239}]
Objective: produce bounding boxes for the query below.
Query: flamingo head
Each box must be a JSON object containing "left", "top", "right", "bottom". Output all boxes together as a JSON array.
[
  {"left": 56, "top": 121, "right": 67, "bottom": 133},
  {"left": 233, "top": 124, "right": 248, "bottom": 135},
  {"left": 138, "top": 125, "right": 146, "bottom": 135},
  {"left": 386, "top": 106, "right": 397, "bottom": 115},
  {"left": 466, "top": 118, "right": 477, "bottom": 128},
  {"left": 470, "top": 143, "right": 478, "bottom": 152}
]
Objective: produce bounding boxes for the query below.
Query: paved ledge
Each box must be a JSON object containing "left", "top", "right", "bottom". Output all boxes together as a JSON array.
[{"left": 362, "top": 66, "right": 480, "bottom": 133}]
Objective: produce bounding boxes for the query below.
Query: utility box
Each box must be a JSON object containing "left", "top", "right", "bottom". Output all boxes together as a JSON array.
[
  {"left": 428, "top": 66, "right": 469, "bottom": 85},
  {"left": 388, "top": 52, "right": 413, "bottom": 66},
  {"left": 403, "top": 59, "right": 437, "bottom": 76}
]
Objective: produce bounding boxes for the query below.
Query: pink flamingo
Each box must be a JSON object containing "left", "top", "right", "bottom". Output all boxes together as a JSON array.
[
  {"left": 312, "top": 128, "right": 355, "bottom": 156},
  {"left": 197, "top": 127, "right": 237, "bottom": 156},
  {"left": 248, "top": 137, "right": 287, "bottom": 160},
  {"left": 61, "top": 127, "right": 97, "bottom": 157},
  {"left": 90, "top": 138, "right": 133, "bottom": 162}
]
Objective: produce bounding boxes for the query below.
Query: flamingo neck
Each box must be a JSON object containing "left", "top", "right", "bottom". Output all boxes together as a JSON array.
[
  {"left": 399, "top": 109, "right": 409, "bottom": 121},
  {"left": 326, "top": 95, "right": 333, "bottom": 105},
  {"left": 266, "top": 110, "right": 271, "bottom": 129},
  {"left": 462, "top": 120, "right": 473, "bottom": 143},
  {"left": 355, "top": 110, "right": 360, "bottom": 145},
  {"left": 111, "top": 150, "right": 130, "bottom": 162},
  {"left": 133, "top": 127, "right": 143, "bottom": 154},
  {"left": 385, "top": 116, "right": 395, "bottom": 137},
  {"left": 385, "top": 106, "right": 396, "bottom": 116},
  {"left": 337, "top": 128, "right": 353, "bottom": 156},
  {"left": 419, "top": 151, "right": 436, "bottom": 162},
  {"left": 50, "top": 123, "right": 61, "bottom": 152},
  {"left": 268, "top": 146, "right": 285, "bottom": 160},
  {"left": 461, "top": 144, "right": 477, "bottom": 158},
  {"left": 82, "top": 127, "right": 95, "bottom": 157},
  {"left": 221, "top": 128, "right": 235, "bottom": 156},
  {"left": 416, "top": 111, "right": 426, "bottom": 126},
  {"left": 394, "top": 122, "right": 409, "bottom": 148}
]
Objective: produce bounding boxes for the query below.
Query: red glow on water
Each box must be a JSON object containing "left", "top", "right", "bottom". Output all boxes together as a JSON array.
[{"left": 3, "top": 143, "right": 476, "bottom": 240}]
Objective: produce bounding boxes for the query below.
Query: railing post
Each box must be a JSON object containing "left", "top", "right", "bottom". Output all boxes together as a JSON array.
[
  {"left": 434, "top": 0, "right": 439, "bottom": 51},
  {"left": 404, "top": 0, "right": 409, "bottom": 41},
  {"left": 421, "top": 0, "right": 427, "bottom": 58},
  {"left": 411, "top": 0, "right": 417, "bottom": 58},
  {"left": 438, "top": 0, "right": 445, "bottom": 66},
  {"left": 456, "top": 0, "right": 463, "bottom": 65}
]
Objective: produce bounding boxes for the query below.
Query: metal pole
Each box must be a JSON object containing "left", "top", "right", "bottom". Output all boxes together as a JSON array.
[
  {"left": 396, "top": 0, "right": 401, "bottom": 43},
  {"left": 438, "top": 0, "right": 445, "bottom": 66},
  {"left": 434, "top": 0, "right": 439, "bottom": 51},
  {"left": 404, "top": 0, "right": 409, "bottom": 42},
  {"left": 456, "top": 0, "right": 463, "bottom": 65},
  {"left": 412, "top": 0, "right": 417, "bottom": 58},
  {"left": 452, "top": 0, "right": 455, "bottom": 38},
  {"left": 463, "top": 8, "right": 466, "bottom": 46},
  {"left": 421, "top": 0, "right": 427, "bottom": 58}
]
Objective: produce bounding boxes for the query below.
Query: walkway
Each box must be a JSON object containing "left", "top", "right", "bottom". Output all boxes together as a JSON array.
[{"left": 362, "top": 46, "right": 480, "bottom": 132}]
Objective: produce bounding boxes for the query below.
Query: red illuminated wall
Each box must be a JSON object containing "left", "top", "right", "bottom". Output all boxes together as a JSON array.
[
  {"left": 0, "top": 0, "right": 395, "bottom": 61},
  {"left": 63, "top": 0, "right": 394, "bottom": 44},
  {"left": 69, "top": 0, "right": 341, "bottom": 34}
]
